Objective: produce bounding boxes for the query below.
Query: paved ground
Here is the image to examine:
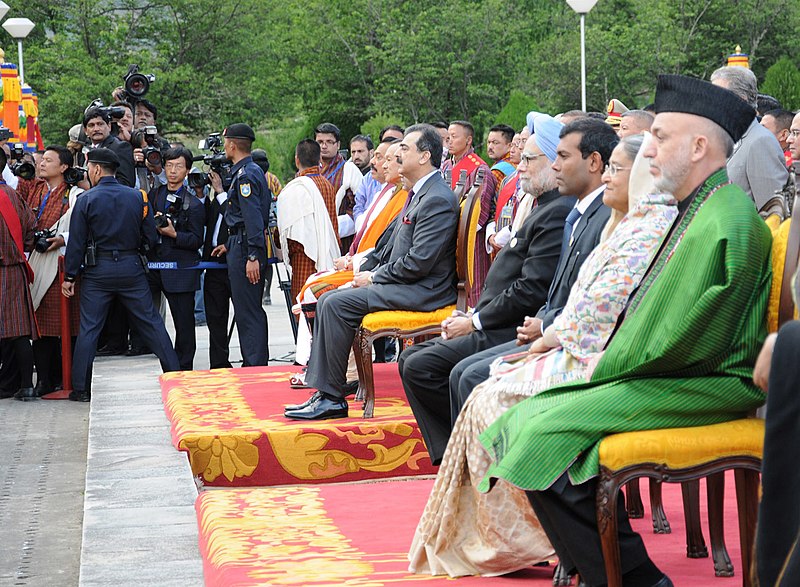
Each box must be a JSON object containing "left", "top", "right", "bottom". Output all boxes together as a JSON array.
[{"left": 0, "top": 275, "right": 297, "bottom": 587}]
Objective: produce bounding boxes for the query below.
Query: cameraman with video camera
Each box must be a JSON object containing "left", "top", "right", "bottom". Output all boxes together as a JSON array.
[
  {"left": 12, "top": 146, "right": 85, "bottom": 399},
  {"left": 80, "top": 108, "right": 136, "bottom": 188},
  {"left": 146, "top": 147, "right": 205, "bottom": 370}
]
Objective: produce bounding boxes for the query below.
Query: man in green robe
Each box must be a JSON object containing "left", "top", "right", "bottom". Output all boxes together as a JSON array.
[{"left": 478, "top": 75, "right": 772, "bottom": 586}]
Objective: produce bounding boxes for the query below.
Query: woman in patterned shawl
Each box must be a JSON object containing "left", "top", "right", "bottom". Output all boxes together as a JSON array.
[{"left": 408, "top": 132, "right": 678, "bottom": 577}]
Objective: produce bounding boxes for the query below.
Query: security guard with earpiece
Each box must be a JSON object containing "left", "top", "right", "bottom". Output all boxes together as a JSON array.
[
  {"left": 218, "top": 124, "right": 271, "bottom": 366},
  {"left": 62, "top": 148, "right": 180, "bottom": 402}
]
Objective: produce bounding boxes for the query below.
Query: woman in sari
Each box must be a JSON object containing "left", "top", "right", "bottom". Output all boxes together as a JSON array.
[{"left": 409, "top": 132, "right": 678, "bottom": 577}]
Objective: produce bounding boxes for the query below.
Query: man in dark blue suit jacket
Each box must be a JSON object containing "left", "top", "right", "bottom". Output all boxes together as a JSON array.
[
  {"left": 447, "top": 118, "right": 617, "bottom": 417},
  {"left": 146, "top": 147, "right": 205, "bottom": 370}
]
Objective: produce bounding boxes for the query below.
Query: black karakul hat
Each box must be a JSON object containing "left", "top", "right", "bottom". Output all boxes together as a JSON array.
[
  {"left": 654, "top": 74, "right": 755, "bottom": 143},
  {"left": 223, "top": 123, "right": 256, "bottom": 141},
  {"left": 86, "top": 147, "right": 120, "bottom": 169}
]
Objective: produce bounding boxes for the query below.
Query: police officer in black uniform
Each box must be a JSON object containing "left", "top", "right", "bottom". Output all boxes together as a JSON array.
[
  {"left": 217, "top": 124, "right": 271, "bottom": 366},
  {"left": 62, "top": 148, "right": 179, "bottom": 401}
]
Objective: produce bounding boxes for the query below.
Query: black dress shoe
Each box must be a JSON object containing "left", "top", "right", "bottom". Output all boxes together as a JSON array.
[
  {"left": 68, "top": 390, "right": 91, "bottom": 402},
  {"left": 34, "top": 381, "right": 55, "bottom": 397},
  {"left": 13, "top": 387, "right": 37, "bottom": 401},
  {"left": 284, "top": 393, "right": 348, "bottom": 420},
  {"left": 342, "top": 381, "right": 359, "bottom": 397},
  {"left": 652, "top": 575, "right": 673, "bottom": 587},
  {"left": 126, "top": 346, "right": 151, "bottom": 357},
  {"left": 96, "top": 345, "right": 126, "bottom": 357},
  {"left": 285, "top": 390, "right": 322, "bottom": 412},
  {"left": 0, "top": 387, "right": 17, "bottom": 399}
]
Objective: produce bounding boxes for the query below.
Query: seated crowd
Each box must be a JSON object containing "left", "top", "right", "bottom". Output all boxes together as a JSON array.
[
  {"left": 1, "top": 61, "right": 799, "bottom": 586},
  {"left": 281, "top": 66, "right": 800, "bottom": 586}
]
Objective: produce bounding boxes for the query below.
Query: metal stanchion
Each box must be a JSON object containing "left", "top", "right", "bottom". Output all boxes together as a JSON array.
[{"left": 42, "top": 256, "right": 72, "bottom": 400}]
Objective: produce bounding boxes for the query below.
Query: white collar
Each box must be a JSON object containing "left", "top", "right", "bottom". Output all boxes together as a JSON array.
[
  {"left": 575, "top": 184, "right": 605, "bottom": 214},
  {"left": 411, "top": 170, "right": 439, "bottom": 195}
]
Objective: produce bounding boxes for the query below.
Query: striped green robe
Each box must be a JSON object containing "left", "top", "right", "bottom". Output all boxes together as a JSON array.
[{"left": 479, "top": 169, "right": 772, "bottom": 492}]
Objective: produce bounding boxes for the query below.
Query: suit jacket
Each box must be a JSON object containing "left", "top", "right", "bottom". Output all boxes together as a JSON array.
[
  {"left": 147, "top": 185, "right": 205, "bottom": 293},
  {"left": 99, "top": 136, "right": 136, "bottom": 188},
  {"left": 369, "top": 172, "right": 459, "bottom": 312},
  {"left": 203, "top": 193, "right": 229, "bottom": 262},
  {"left": 475, "top": 189, "right": 575, "bottom": 331},
  {"left": 536, "top": 190, "right": 610, "bottom": 329},
  {"left": 727, "top": 118, "right": 789, "bottom": 211}
]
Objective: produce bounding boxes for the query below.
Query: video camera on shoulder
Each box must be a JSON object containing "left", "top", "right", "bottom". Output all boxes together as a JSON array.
[
  {"left": 119, "top": 64, "right": 155, "bottom": 102},
  {"left": 192, "top": 132, "right": 232, "bottom": 190},
  {"left": 9, "top": 144, "right": 35, "bottom": 179}
]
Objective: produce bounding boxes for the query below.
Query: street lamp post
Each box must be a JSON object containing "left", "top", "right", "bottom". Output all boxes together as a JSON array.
[
  {"left": 2, "top": 17, "right": 35, "bottom": 84},
  {"left": 567, "top": 0, "right": 598, "bottom": 112}
]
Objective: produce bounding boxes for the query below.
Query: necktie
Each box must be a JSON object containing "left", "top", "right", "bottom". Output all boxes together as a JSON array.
[
  {"left": 559, "top": 207, "right": 582, "bottom": 260},
  {"left": 400, "top": 189, "right": 415, "bottom": 219}
]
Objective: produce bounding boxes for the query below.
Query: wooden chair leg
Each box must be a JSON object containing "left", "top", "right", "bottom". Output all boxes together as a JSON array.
[
  {"left": 707, "top": 472, "right": 734, "bottom": 577},
  {"left": 649, "top": 479, "right": 671, "bottom": 534},
  {"left": 597, "top": 473, "right": 623, "bottom": 587},
  {"left": 357, "top": 332, "right": 376, "bottom": 418},
  {"left": 352, "top": 336, "right": 366, "bottom": 403},
  {"left": 681, "top": 480, "right": 709, "bottom": 558},
  {"left": 625, "top": 479, "right": 645, "bottom": 519},
  {"left": 735, "top": 469, "right": 759, "bottom": 587}
]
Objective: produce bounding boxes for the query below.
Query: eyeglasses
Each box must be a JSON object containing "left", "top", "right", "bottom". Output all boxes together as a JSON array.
[
  {"left": 317, "top": 139, "right": 339, "bottom": 146},
  {"left": 519, "top": 152, "right": 547, "bottom": 165},
  {"left": 604, "top": 163, "right": 630, "bottom": 177}
]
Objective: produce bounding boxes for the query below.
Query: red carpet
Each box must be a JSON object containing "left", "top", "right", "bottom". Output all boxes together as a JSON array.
[
  {"left": 160, "top": 365, "right": 437, "bottom": 487},
  {"left": 197, "top": 473, "right": 747, "bottom": 586}
]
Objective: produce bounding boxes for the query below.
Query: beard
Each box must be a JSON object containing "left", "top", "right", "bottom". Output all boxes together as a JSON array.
[
  {"left": 652, "top": 143, "right": 692, "bottom": 195},
  {"left": 520, "top": 168, "right": 556, "bottom": 197}
]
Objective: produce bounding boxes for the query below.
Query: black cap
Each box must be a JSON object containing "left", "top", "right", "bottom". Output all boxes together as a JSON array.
[
  {"left": 86, "top": 148, "right": 120, "bottom": 169},
  {"left": 654, "top": 74, "right": 755, "bottom": 143},
  {"left": 223, "top": 123, "right": 256, "bottom": 141}
]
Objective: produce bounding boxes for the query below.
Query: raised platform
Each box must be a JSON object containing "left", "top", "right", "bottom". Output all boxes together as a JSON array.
[
  {"left": 197, "top": 476, "right": 747, "bottom": 586},
  {"left": 160, "top": 365, "right": 437, "bottom": 486}
]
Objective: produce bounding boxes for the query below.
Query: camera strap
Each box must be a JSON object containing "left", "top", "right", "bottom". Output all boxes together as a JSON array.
[{"left": 36, "top": 190, "right": 52, "bottom": 223}]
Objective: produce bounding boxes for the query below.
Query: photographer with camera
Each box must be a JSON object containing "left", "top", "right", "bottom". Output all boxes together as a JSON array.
[
  {"left": 146, "top": 147, "right": 205, "bottom": 370},
  {"left": 12, "top": 146, "right": 85, "bottom": 399},
  {"left": 131, "top": 127, "right": 166, "bottom": 192},
  {"left": 216, "top": 124, "right": 271, "bottom": 366},
  {"left": 110, "top": 101, "right": 135, "bottom": 143},
  {"left": 62, "top": 148, "right": 179, "bottom": 402},
  {"left": 79, "top": 108, "right": 136, "bottom": 188}
]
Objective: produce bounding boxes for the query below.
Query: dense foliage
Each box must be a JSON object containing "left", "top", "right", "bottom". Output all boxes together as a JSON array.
[{"left": 6, "top": 0, "right": 800, "bottom": 180}]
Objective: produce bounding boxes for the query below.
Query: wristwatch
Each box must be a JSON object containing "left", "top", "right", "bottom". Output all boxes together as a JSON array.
[
  {"left": 64, "top": 275, "right": 76, "bottom": 283},
  {"left": 247, "top": 254, "right": 257, "bottom": 262}
]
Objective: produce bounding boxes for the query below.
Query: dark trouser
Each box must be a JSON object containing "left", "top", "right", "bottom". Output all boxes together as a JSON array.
[
  {"left": 203, "top": 268, "right": 232, "bottom": 369},
  {"left": 399, "top": 327, "right": 516, "bottom": 464},
  {"left": 526, "top": 473, "right": 652, "bottom": 586},
  {"left": 72, "top": 256, "right": 179, "bottom": 392},
  {"left": 99, "top": 298, "right": 129, "bottom": 351},
  {"left": 147, "top": 271, "right": 196, "bottom": 371},
  {"left": 0, "top": 336, "right": 33, "bottom": 389},
  {"left": 0, "top": 338, "right": 21, "bottom": 392},
  {"left": 756, "top": 320, "right": 800, "bottom": 586},
  {"left": 305, "top": 287, "right": 371, "bottom": 399},
  {"left": 449, "top": 338, "right": 528, "bottom": 416},
  {"left": 32, "top": 336, "right": 62, "bottom": 388},
  {"left": 226, "top": 235, "right": 268, "bottom": 367}
]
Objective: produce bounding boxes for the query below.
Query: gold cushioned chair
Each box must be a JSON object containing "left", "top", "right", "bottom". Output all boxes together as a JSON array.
[
  {"left": 353, "top": 168, "right": 485, "bottom": 418},
  {"left": 596, "top": 194, "right": 799, "bottom": 587}
]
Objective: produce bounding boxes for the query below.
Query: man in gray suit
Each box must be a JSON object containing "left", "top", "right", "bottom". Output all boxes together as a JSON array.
[
  {"left": 445, "top": 118, "right": 616, "bottom": 415},
  {"left": 710, "top": 66, "right": 788, "bottom": 211},
  {"left": 286, "top": 124, "right": 459, "bottom": 420}
]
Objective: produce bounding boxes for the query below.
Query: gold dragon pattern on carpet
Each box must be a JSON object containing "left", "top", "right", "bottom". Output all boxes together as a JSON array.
[{"left": 161, "top": 367, "right": 434, "bottom": 485}]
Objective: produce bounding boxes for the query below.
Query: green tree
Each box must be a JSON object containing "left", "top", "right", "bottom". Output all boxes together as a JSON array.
[{"left": 761, "top": 57, "right": 800, "bottom": 110}]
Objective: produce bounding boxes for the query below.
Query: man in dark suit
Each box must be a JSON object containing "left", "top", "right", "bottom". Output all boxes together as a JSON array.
[
  {"left": 202, "top": 169, "right": 233, "bottom": 369},
  {"left": 146, "top": 147, "right": 205, "bottom": 370},
  {"left": 286, "top": 124, "right": 459, "bottom": 420},
  {"left": 400, "top": 129, "right": 573, "bottom": 464},
  {"left": 80, "top": 108, "right": 136, "bottom": 188},
  {"left": 446, "top": 117, "right": 617, "bottom": 415}
]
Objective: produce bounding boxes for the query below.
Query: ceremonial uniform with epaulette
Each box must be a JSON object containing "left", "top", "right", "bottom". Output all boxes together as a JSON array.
[
  {"left": 221, "top": 124, "right": 271, "bottom": 366},
  {"left": 63, "top": 148, "right": 179, "bottom": 402}
]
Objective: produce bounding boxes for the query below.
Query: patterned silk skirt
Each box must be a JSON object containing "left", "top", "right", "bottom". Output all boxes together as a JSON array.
[
  {"left": 0, "top": 263, "right": 38, "bottom": 339},
  {"left": 408, "top": 347, "right": 589, "bottom": 577}
]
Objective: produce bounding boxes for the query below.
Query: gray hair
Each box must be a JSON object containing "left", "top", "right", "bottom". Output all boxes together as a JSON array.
[
  {"left": 618, "top": 133, "right": 645, "bottom": 163},
  {"left": 710, "top": 66, "right": 758, "bottom": 109}
]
